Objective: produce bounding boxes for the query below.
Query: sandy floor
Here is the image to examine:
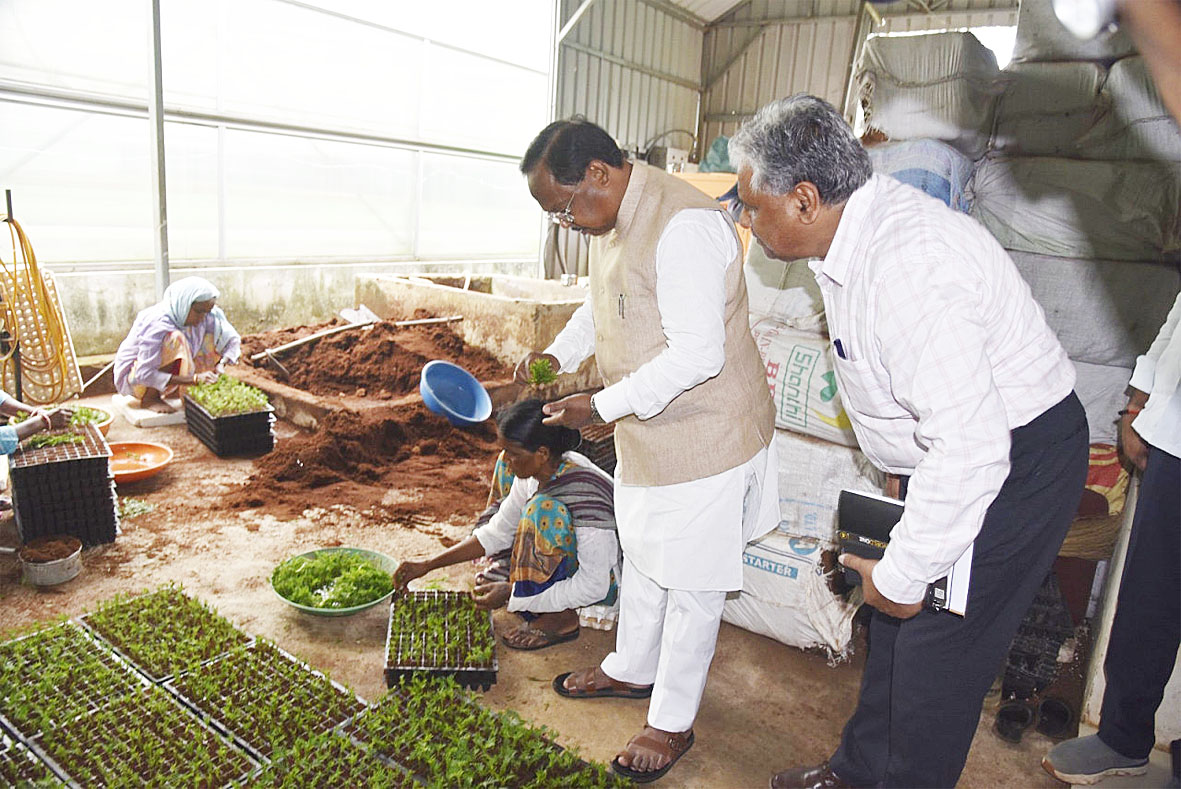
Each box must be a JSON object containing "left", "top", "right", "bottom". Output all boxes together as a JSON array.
[{"left": 0, "top": 394, "right": 1065, "bottom": 788}]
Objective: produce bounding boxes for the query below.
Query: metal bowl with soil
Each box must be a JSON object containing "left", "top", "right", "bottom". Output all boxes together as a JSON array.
[{"left": 15, "top": 535, "right": 83, "bottom": 586}]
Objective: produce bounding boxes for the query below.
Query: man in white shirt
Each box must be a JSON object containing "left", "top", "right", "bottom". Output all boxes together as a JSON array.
[
  {"left": 515, "top": 117, "right": 779, "bottom": 782},
  {"left": 730, "top": 94, "right": 1089, "bottom": 788}
]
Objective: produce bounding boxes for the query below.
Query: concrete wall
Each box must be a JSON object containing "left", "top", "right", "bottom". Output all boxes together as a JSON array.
[{"left": 53, "top": 260, "right": 534, "bottom": 357}]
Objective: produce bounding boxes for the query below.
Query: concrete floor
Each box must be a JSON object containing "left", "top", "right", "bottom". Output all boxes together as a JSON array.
[{"left": 1, "top": 395, "right": 1070, "bottom": 787}]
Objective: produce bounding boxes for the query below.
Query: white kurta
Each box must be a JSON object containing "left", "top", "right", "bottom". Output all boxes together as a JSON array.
[
  {"left": 546, "top": 208, "right": 779, "bottom": 593},
  {"left": 471, "top": 451, "right": 620, "bottom": 615}
]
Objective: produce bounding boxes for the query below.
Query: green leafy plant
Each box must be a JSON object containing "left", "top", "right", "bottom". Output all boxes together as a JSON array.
[
  {"left": 26, "top": 433, "right": 84, "bottom": 448},
  {"left": 0, "top": 731, "right": 57, "bottom": 787},
  {"left": 185, "top": 374, "right": 270, "bottom": 417},
  {"left": 116, "top": 496, "right": 155, "bottom": 520},
  {"left": 387, "top": 590, "right": 496, "bottom": 671},
  {"left": 84, "top": 585, "right": 250, "bottom": 680},
  {"left": 271, "top": 551, "right": 393, "bottom": 609},
  {"left": 527, "top": 357, "right": 558, "bottom": 386},
  {"left": 251, "top": 730, "right": 414, "bottom": 788},
  {"left": 10, "top": 405, "right": 107, "bottom": 427}
]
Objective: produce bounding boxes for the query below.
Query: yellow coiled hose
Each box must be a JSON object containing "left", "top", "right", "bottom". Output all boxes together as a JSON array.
[{"left": 1, "top": 217, "right": 73, "bottom": 404}]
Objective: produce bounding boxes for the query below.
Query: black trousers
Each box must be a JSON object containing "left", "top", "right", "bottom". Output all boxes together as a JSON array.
[
  {"left": 1099, "top": 443, "right": 1181, "bottom": 760},
  {"left": 828, "top": 393, "right": 1088, "bottom": 788}
]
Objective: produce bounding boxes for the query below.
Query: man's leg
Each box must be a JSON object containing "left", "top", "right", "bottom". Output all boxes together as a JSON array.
[
  {"left": 601, "top": 554, "right": 667, "bottom": 686},
  {"left": 647, "top": 587, "right": 727, "bottom": 733},
  {"left": 1099, "top": 445, "right": 1181, "bottom": 759}
]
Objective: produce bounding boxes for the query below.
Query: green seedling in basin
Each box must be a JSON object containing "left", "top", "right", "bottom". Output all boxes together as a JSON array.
[{"left": 272, "top": 551, "right": 394, "bottom": 609}]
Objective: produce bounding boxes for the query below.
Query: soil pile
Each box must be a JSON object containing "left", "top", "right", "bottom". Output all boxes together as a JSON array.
[
  {"left": 242, "top": 316, "right": 510, "bottom": 397},
  {"left": 226, "top": 401, "right": 500, "bottom": 523}
]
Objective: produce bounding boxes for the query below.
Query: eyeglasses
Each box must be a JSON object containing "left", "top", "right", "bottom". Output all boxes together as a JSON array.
[{"left": 548, "top": 186, "right": 579, "bottom": 227}]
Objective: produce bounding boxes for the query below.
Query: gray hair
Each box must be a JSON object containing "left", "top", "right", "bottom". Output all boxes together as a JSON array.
[{"left": 729, "top": 94, "right": 871, "bottom": 205}]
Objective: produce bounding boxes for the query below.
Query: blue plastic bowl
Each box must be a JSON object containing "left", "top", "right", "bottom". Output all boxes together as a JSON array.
[{"left": 419, "top": 360, "right": 492, "bottom": 427}]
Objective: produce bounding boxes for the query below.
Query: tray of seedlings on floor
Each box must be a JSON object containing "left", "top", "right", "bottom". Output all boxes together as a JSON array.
[
  {"left": 385, "top": 589, "right": 497, "bottom": 690},
  {"left": 165, "top": 639, "right": 366, "bottom": 762},
  {"left": 246, "top": 729, "right": 416, "bottom": 788},
  {"left": 183, "top": 374, "right": 275, "bottom": 456},
  {"left": 8, "top": 422, "right": 117, "bottom": 546},
  {"left": 0, "top": 620, "right": 149, "bottom": 742},
  {"left": 579, "top": 422, "right": 617, "bottom": 476},
  {"left": 77, "top": 585, "right": 251, "bottom": 683},
  {"left": 341, "top": 674, "right": 624, "bottom": 788},
  {"left": 0, "top": 729, "right": 61, "bottom": 787},
  {"left": 33, "top": 686, "right": 258, "bottom": 787}
]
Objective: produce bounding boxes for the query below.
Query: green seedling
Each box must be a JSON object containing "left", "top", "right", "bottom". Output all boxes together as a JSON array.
[
  {"left": 186, "top": 374, "right": 270, "bottom": 417},
  {"left": 26, "top": 433, "right": 84, "bottom": 449},
  {"left": 271, "top": 551, "right": 393, "bottom": 609},
  {"left": 527, "top": 357, "right": 557, "bottom": 386}
]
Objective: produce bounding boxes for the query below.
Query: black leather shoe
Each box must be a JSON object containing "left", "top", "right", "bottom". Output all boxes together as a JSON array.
[{"left": 770, "top": 762, "right": 850, "bottom": 788}]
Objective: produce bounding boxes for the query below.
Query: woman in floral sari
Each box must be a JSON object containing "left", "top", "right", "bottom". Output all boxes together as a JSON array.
[{"left": 394, "top": 399, "right": 619, "bottom": 650}]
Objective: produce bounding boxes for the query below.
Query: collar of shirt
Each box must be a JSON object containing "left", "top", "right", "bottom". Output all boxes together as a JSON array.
[
  {"left": 610, "top": 160, "right": 649, "bottom": 242},
  {"left": 809, "top": 174, "right": 883, "bottom": 287}
]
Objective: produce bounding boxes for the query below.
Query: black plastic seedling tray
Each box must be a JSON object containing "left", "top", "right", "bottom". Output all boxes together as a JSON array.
[
  {"left": 8, "top": 424, "right": 118, "bottom": 546},
  {"left": 182, "top": 396, "right": 275, "bottom": 457},
  {"left": 384, "top": 590, "right": 498, "bottom": 691}
]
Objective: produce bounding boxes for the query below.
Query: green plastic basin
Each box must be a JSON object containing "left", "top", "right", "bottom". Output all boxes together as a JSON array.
[{"left": 271, "top": 547, "right": 400, "bottom": 617}]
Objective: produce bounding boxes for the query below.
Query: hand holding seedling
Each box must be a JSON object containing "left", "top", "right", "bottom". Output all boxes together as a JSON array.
[
  {"left": 514, "top": 352, "right": 560, "bottom": 385},
  {"left": 393, "top": 560, "right": 430, "bottom": 590},
  {"left": 472, "top": 580, "right": 510, "bottom": 610}
]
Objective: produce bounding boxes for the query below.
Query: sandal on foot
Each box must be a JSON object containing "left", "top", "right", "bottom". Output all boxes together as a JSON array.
[
  {"left": 502, "top": 623, "right": 579, "bottom": 651},
  {"left": 611, "top": 726, "right": 695, "bottom": 783},
  {"left": 552, "top": 667, "right": 653, "bottom": 699}
]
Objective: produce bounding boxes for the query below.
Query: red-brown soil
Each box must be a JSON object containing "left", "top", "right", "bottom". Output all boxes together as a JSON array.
[
  {"left": 241, "top": 317, "right": 510, "bottom": 398},
  {"left": 19, "top": 535, "right": 82, "bottom": 562},
  {"left": 225, "top": 401, "right": 499, "bottom": 525}
]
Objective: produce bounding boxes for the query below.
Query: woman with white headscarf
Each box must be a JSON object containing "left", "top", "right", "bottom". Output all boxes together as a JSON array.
[{"left": 114, "top": 277, "right": 241, "bottom": 413}]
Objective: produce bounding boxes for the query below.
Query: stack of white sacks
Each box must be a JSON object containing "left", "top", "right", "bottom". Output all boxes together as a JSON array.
[{"left": 726, "top": 3, "right": 1180, "bottom": 658}]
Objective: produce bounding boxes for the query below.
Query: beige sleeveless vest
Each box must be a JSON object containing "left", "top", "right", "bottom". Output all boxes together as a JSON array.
[{"left": 590, "top": 162, "right": 774, "bottom": 487}]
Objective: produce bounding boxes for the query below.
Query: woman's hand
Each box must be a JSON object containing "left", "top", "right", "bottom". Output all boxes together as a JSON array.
[
  {"left": 194, "top": 370, "right": 219, "bottom": 385},
  {"left": 393, "top": 560, "right": 431, "bottom": 590},
  {"left": 472, "top": 580, "right": 510, "bottom": 610}
]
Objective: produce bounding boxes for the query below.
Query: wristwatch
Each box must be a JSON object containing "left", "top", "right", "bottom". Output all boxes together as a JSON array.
[{"left": 589, "top": 395, "right": 606, "bottom": 425}]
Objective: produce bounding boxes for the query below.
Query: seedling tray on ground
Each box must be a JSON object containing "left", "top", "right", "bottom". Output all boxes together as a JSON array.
[
  {"left": 182, "top": 395, "right": 275, "bottom": 457},
  {"left": 0, "top": 728, "right": 61, "bottom": 786},
  {"left": 385, "top": 590, "right": 497, "bottom": 691},
  {"left": 579, "top": 422, "right": 617, "bottom": 476},
  {"left": 341, "top": 676, "right": 623, "bottom": 788},
  {"left": 243, "top": 730, "right": 416, "bottom": 788},
  {"left": 0, "top": 621, "right": 149, "bottom": 740},
  {"left": 165, "top": 640, "right": 366, "bottom": 761},
  {"left": 30, "top": 687, "right": 258, "bottom": 788},
  {"left": 8, "top": 424, "right": 117, "bottom": 546},
  {"left": 78, "top": 585, "right": 251, "bottom": 682}
]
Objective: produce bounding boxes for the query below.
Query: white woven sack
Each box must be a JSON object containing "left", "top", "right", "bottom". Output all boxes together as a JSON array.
[
  {"left": 744, "top": 244, "right": 825, "bottom": 330},
  {"left": 1073, "top": 360, "right": 1132, "bottom": 445},
  {"left": 866, "top": 139, "right": 974, "bottom": 213},
  {"left": 1011, "top": 252, "right": 1180, "bottom": 368},
  {"left": 752, "top": 321, "right": 856, "bottom": 447},
  {"left": 991, "top": 61, "right": 1107, "bottom": 157},
  {"left": 773, "top": 429, "right": 883, "bottom": 543},
  {"left": 856, "top": 32, "right": 1000, "bottom": 159},
  {"left": 1011, "top": 0, "right": 1134, "bottom": 64},
  {"left": 722, "top": 531, "right": 858, "bottom": 655},
  {"left": 1082, "top": 56, "right": 1181, "bottom": 162},
  {"left": 971, "top": 155, "right": 1181, "bottom": 262}
]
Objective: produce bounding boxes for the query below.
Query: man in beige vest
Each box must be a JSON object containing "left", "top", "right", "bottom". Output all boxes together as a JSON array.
[{"left": 515, "top": 117, "right": 778, "bottom": 782}]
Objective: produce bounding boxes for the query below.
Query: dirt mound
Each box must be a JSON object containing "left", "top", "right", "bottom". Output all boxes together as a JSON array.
[
  {"left": 241, "top": 316, "right": 510, "bottom": 397},
  {"left": 226, "top": 402, "right": 500, "bottom": 522}
]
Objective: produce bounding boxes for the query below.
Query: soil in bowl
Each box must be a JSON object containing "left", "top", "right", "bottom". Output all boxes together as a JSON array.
[{"left": 19, "top": 535, "right": 82, "bottom": 563}]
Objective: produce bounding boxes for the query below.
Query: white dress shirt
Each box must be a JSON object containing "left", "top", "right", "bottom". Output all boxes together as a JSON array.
[
  {"left": 472, "top": 451, "right": 620, "bottom": 614},
  {"left": 545, "top": 209, "right": 779, "bottom": 591},
  {"left": 1128, "top": 292, "right": 1181, "bottom": 458},
  {"left": 814, "top": 174, "right": 1076, "bottom": 604}
]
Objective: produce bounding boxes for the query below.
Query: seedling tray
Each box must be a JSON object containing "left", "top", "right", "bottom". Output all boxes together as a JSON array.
[
  {"left": 0, "top": 726, "right": 61, "bottom": 786},
  {"left": 385, "top": 590, "right": 497, "bottom": 691},
  {"left": 0, "top": 621, "right": 150, "bottom": 741},
  {"left": 8, "top": 424, "right": 118, "bottom": 546},
  {"left": 341, "top": 676, "right": 623, "bottom": 787},
  {"left": 165, "top": 640, "right": 366, "bottom": 761},
  {"left": 29, "top": 687, "right": 258, "bottom": 788},
  {"left": 580, "top": 422, "right": 617, "bottom": 476},
  {"left": 182, "top": 395, "right": 275, "bottom": 457},
  {"left": 78, "top": 586, "right": 252, "bottom": 683},
  {"left": 249, "top": 730, "right": 416, "bottom": 788}
]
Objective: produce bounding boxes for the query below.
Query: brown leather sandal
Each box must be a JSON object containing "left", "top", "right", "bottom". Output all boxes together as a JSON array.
[
  {"left": 501, "top": 622, "right": 579, "bottom": 651},
  {"left": 611, "top": 725, "right": 695, "bottom": 783},
  {"left": 552, "top": 666, "right": 653, "bottom": 699}
]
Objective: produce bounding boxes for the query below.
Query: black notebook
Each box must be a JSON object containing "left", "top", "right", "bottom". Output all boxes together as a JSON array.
[{"left": 837, "top": 489, "right": 972, "bottom": 616}]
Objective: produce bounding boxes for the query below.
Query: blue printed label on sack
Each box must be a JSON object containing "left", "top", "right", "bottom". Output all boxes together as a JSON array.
[
  {"left": 775, "top": 344, "right": 818, "bottom": 430},
  {"left": 743, "top": 552, "right": 799, "bottom": 579}
]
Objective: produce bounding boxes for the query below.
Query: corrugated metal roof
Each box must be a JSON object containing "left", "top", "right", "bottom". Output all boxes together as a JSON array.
[{"left": 668, "top": 0, "right": 747, "bottom": 23}]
